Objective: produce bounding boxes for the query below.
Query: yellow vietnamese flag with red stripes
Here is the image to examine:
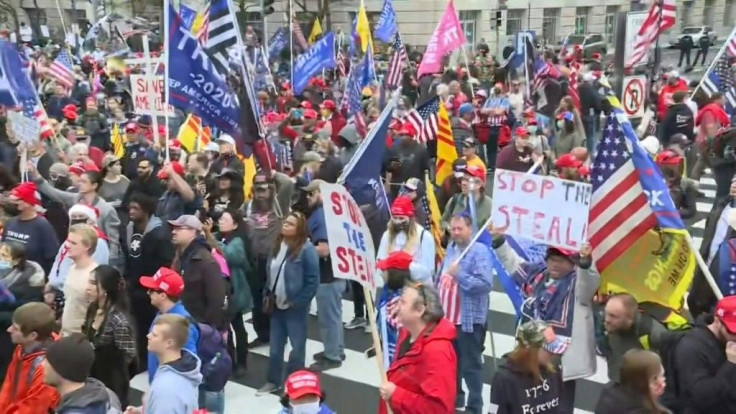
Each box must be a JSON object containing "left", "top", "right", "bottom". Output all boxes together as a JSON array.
[
  {"left": 177, "top": 114, "right": 211, "bottom": 152},
  {"left": 435, "top": 99, "right": 457, "bottom": 185}
]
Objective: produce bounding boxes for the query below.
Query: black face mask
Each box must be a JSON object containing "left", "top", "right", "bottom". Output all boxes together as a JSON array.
[
  {"left": 69, "top": 218, "right": 88, "bottom": 226},
  {"left": 385, "top": 269, "right": 410, "bottom": 290}
]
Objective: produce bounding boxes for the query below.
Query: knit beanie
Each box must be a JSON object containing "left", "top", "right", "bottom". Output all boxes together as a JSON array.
[{"left": 45, "top": 333, "right": 95, "bottom": 382}]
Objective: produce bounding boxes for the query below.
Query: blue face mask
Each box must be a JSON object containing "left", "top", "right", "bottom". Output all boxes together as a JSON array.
[
  {"left": 556, "top": 120, "right": 565, "bottom": 130},
  {"left": 527, "top": 125, "right": 538, "bottom": 134},
  {"left": 0, "top": 260, "right": 11, "bottom": 270}
]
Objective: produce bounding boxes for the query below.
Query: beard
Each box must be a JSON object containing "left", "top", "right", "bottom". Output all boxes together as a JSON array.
[{"left": 252, "top": 197, "right": 272, "bottom": 212}]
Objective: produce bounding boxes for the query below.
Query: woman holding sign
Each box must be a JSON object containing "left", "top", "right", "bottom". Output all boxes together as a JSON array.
[{"left": 257, "top": 211, "right": 320, "bottom": 396}]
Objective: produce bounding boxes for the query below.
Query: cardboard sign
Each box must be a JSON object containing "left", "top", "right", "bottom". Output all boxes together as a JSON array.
[
  {"left": 490, "top": 169, "right": 592, "bottom": 251},
  {"left": 321, "top": 182, "right": 377, "bottom": 290},
  {"left": 129, "top": 74, "right": 175, "bottom": 117},
  {"left": 7, "top": 111, "right": 40, "bottom": 143}
]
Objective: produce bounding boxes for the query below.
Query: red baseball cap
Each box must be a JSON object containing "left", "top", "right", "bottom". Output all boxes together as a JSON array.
[
  {"left": 555, "top": 153, "right": 583, "bottom": 169},
  {"left": 157, "top": 161, "right": 185, "bottom": 179},
  {"left": 9, "top": 182, "right": 40, "bottom": 206},
  {"left": 390, "top": 195, "right": 414, "bottom": 217},
  {"left": 398, "top": 123, "right": 417, "bottom": 137},
  {"left": 303, "top": 109, "right": 318, "bottom": 119},
  {"left": 139, "top": 267, "right": 185, "bottom": 296},
  {"left": 285, "top": 370, "right": 322, "bottom": 399},
  {"left": 376, "top": 251, "right": 413, "bottom": 271},
  {"left": 320, "top": 99, "right": 336, "bottom": 110},
  {"left": 716, "top": 296, "right": 736, "bottom": 333},
  {"left": 656, "top": 150, "right": 684, "bottom": 166}
]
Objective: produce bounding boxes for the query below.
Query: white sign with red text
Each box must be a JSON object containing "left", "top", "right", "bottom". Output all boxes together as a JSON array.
[
  {"left": 129, "top": 74, "right": 175, "bottom": 117},
  {"left": 321, "top": 183, "right": 377, "bottom": 291},
  {"left": 490, "top": 169, "right": 592, "bottom": 251}
]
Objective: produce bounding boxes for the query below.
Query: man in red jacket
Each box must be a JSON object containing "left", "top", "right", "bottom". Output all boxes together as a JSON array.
[
  {"left": 0, "top": 302, "right": 60, "bottom": 413},
  {"left": 319, "top": 100, "right": 346, "bottom": 145},
  {"left": 658, "top": 71, "right": 689, "bottom": 121}
]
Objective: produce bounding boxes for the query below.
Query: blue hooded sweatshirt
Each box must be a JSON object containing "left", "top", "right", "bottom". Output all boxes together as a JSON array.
[
  {"left": 276, "top": 403, "right": 336, "bottom": 414},
  {"left": 147, "top": 302, "right": 199, "bottom": 383},
  {"left": 146, "top": 349, "right": 203, "bottom": 414}
]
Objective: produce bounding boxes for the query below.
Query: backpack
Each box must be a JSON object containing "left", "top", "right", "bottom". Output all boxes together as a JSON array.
[{"left": 187, "top": 317, "right": 232, "bottom": 392}]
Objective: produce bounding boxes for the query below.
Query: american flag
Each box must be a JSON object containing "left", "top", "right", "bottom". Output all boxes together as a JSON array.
[
  {"left": 626, "top": 0, "right": 676, "bottom": 68},
  {"left": 22, "top": 98, "right": 53, "bottom": 139},
  {"left": 402, "top": 96, "right": 440, "bottom": 142},
  {"left": 49, "top": 49, "right": 74, "bottom": 88},
  {"left": 336, "top": 47, "right": 347, "bottom": 78},
  {"left": 197, "top": 3, "right": 211, "bottom": 45},
  {"left": 589, "top": 113, "right": 658, "bottom": 271},
  {"left": 438, "top": 273, "right": 460, "bottom": 325},
  {"left": 702, "top": 33, "right": 736, "bottom": 114},
  {"left": 386, "top": 32, "right": 408, "bottom": 90},
  {"left": 345, "top": 59, "right": 366, "bottom": 136},
  {"left": 527, "top": 57, "right": 561, "bottom": 107},
  {"left": 291, "top": 15, "right": 309, "bottom": 50}
]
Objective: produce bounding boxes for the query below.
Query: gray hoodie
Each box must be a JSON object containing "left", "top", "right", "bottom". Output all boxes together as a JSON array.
[
  {"left": 34, "top": 178, "right": 122, "bottom": 266},
  {"left": 146, "top": 349, "right": 202, "bottom": 414},
  {"left": 338, "top": 123, "right": 361, "bottom": 165},
  {"left": 56, "top": 378, "right": 121, "bottom": 414}
]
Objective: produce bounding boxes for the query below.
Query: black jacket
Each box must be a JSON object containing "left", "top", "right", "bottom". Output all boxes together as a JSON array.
[
  {"left": 210, "top": 154, "right": 244, "bottom": 176},
  {"left": 660, "top": 103, "right": 695, "bottom": 144},
  {"left": 595, "top": 383, "right": 671, "bottom": 414},
  {"left": 121, "top": 174, "right": 166, "bottom": 210},
  {"left": 673, "top": 316, "right": 736, "bottom": 414},
  {"left": 579, "top": 82, "right": 601, "bottom": 120},
  {"left": 124, "top": 216, "right": 174, "bottom": 282},
  {"left": 490, "top": 356, "right": 565, "bottom": 414},
  {"left": 176, "top": 237, "right": 228, "bottom": 329}
]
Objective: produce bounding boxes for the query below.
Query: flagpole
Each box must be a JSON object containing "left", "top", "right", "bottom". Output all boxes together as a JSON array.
[
  {"left": 163, "top": 0, "right": 172, "bottom": 162},
  {"left": 54, "top": 0, "right": 69, "bottom": 44},
  {"left": 692, "top": 25, "right": 736, "bottom": 97},
  {"left": 523, "top": 34, "right": 531, "bottom": 100},
  {"left": 460, "top": 45, "right": 475, "bottom": 97},
  {"left": 142, "top": 34, "right": 164, "bottom": 161},
  {"left": 289, "top": 0, "right": 294, "bottom": 87}
]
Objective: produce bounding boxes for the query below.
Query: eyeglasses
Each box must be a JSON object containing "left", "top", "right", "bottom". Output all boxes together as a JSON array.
[{"left": 146, "top": 288, "right": 163, "bottom": 295}]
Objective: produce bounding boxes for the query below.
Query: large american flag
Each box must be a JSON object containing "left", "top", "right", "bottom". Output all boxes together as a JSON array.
[
  {"left": 336, "top": 48, "right": 347, "bottom": 78},
  {"left": 402, "top": 96, "right": 441, "bottom": 142},
  {"left": 197, "top": 3, "right": 211, "bottom": 45},
  {"left": 589, "top": 113, "right": 658, "bottom": 271},
  {"left": 386, "top": 32, "right": 408, "bottom": 90},
  {"left": 345, "top": 59, "right": 367, "bottom": 136},
  {"left": 22, "top": 98, "right": 53, "bottom": 139},
  {"left": 626, "top": 0, "right": 676, "bottom": 68},
  {"left": 49, "top": 49, "right": 74, "bottom": 88},
  {"left": 702, "top": 32, "right": 736, "bottom": 114},
  {"left": 568, "top": 63, "right": 581, "bottom": 111},
  {"left": 291, "top": 15, "right": 309, "bottom": 50},
  {"left": 527, "top": 57, "right": 561, "bottom": 107}
]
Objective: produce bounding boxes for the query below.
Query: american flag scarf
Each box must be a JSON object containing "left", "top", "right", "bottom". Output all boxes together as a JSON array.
[{"left": 377, "top": 288, "right": 402, "bottom": 367}]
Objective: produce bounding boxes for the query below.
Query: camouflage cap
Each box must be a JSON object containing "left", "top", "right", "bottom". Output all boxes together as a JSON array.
[{"left": 517, "top": 320, "right": 569, "bottom": 355}]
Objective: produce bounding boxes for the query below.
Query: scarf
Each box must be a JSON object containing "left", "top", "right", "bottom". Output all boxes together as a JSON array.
[
  {"left": 519, "top": 264, "right": 577, "bottom": 337},
  {"left": 377, "top": 288, "right": 402, "bottom": 368},
  {"left": 717, "top": 238, "right": 736, "bottom": 296}
]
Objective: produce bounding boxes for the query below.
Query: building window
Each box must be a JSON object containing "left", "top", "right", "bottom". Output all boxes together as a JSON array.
[
  {"left": 459, "top": 10, "right": 478, "bottom": 49},
  {"left": 575, "top": 7, "right": 589, "bottom": 35},
  {"left": 680, "top": 2, "right": 692, "bottom": 29},
  {"left": 605, "top": 6, "right": 617, "bottom": 44},
  {"left": 703, "top": 0, "right": 714, "bottom": 24},
  {"left": 506, "top": 9, "right": 524, "bottom": 36},
  {"left": 542, "top": 8, "right": 560, "bottom": 44},
  {"left": 24, "top": 8, "right": 48, "bottom": 25},
  {"left": 726, "top": 0, "right": 736, "bottom": 25}
]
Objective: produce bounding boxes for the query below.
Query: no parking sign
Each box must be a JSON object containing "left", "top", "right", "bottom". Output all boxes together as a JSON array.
[{"left": 622, "top": 75, "right": 646, "bottom": 118}]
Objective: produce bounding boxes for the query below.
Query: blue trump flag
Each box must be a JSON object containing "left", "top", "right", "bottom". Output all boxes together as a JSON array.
[
  {"left": 166, "top": 4, "right": 241, "bottom": 147},
  {"left": 361, "top": 45, "right": 376, "bottom": 87},
  {"left": 179, "top": 3, "right": 197, "bottom": 30},
  {"left": 375, "top": 0, "right": 397, "bottom": 43},
  {"left": 0, "top": 41, "right": 36, "bottom": 107},
  {"left": 349, "top": 15, "right": 358, "bottom": 56},
  {"left": 268, "top": 27, "right": 288, "bottom": 60},
  {"left": 293, "top": 31, "right": 336, "bottom": 95}
]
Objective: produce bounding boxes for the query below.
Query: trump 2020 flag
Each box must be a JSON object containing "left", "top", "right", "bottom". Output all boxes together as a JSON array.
[
  {"left": 375, "top": 0, "right": 397, "bottom": 43},
  {"left": 0, "top": 41, "right": 37, "bottom": 107},
  {"left": 417, "top": 0, "right": 467, "bottom": 77},
  {"left": 166, "top": 3, "right": 242, "bottom": 149},
  {"left": 589, "top": 101, "right": 695, "bottom": 309},
  {"left": 292, "top": 31, "right": 336, "bottom": 95},
  {"left": 268, "top": 27, "right": 288, "bottom": 59},
  {"left": 179, "top": 3, "right": 198, "bottom": 30},
  {"left": 361, "top": 45, "right": 376, "bottom": 88}
]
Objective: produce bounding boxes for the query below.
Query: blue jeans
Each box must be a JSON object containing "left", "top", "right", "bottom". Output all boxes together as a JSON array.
[
  {"left": 454, "top": 323, "right": 486, "bottom": 413},
  {"left": 199, "top": 387, "right": 225, "bottom": 413},
  {"left": 267, "top": 305, "right": 309, "bottom": 385},
  {"left": 316, "top": 280, "right": 346, "bottom": 361},
  {"left": 584, "top": 116, "right": 599, "bottom": 156}
]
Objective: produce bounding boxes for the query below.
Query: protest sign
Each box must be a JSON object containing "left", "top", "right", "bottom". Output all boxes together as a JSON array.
[
  {"left": 130, "top": 74, "right": 175, "bottom": 117},
  {"left": 321, "top": 182, "right": 376, "bottom": 290},
  {"left": 7, "top": 111, "right": 40, "bottom": 143},
  {"left": 491, "top": 169, "right": 592, "bottom": 251}
]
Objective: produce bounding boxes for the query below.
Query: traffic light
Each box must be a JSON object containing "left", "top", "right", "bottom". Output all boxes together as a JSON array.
[
  {"left": 495, "top": 11, "right": 502, "bottom": 27},
  {"left": 263, "top": 0, "right": 274, "bottom": 16}
]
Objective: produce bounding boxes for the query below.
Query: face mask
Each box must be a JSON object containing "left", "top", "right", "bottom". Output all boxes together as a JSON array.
[
  {"left": 527, "top": 125, "right": 538, "bottom": 134},
  {"left": 493, "top": 88, "right": 501, "bottom": 95},
  {"left": 0, "top": 260, "right": 11, "bottom": 270},
  {"left": 291, "top": 402, "right": 321, "bottom": 414},
  {"left": 70, "top": 218, "right": 88, "bottom": 226},
  {"left": 556, "top": 120, "right": 564, "bottom": 130}
]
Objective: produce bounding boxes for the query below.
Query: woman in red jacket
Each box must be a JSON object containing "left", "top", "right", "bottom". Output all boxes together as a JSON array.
[{"left": 378, "top": 283, "right": 457, "bottom": 414}]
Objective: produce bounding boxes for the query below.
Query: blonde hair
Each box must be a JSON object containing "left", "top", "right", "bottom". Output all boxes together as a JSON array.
[
  {"left": 153, "top": 313, "right": 190, "bottom": 348},
  {"left": 387, "top": 221, "right": 419, "bottom": 254},
  {"left": 69, "top": 223, "right": 98, "bottom": 253}
]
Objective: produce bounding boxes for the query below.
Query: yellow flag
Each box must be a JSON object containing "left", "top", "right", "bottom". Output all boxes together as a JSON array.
[
  {"left": 177, "top": 114, "right": 201, "bottom": 152},
  {"left": 425, "top": 174, "right": 445, "bottom": 267},
  {"left": 435, "top": 100, "right": 457, "bottom": 185},
  {"left": 356, "top": 4, "right": 372, "bottom": 53},
  {"left": 105, "top": 56, "right": 126, "bottom": 76},
  {"left": 308, "top": 18, "right": 323, "bottom": 44},
  {"left": 111, "top": 123, "right": 124, "bottom": 158},
  {"left": 191, "top": 10, "right": 206, "bottom": 36}
]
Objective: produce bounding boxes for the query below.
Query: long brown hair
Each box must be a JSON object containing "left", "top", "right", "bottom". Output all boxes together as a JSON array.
[
  {"left": 274, "top": 211, "right": 308, "bottom": 259},
  {"left": 506, "top": 343, "right": 556, "bottom": 384},
  {"left": 620, "top": 349, "right": 670, "bottom": 413}
]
